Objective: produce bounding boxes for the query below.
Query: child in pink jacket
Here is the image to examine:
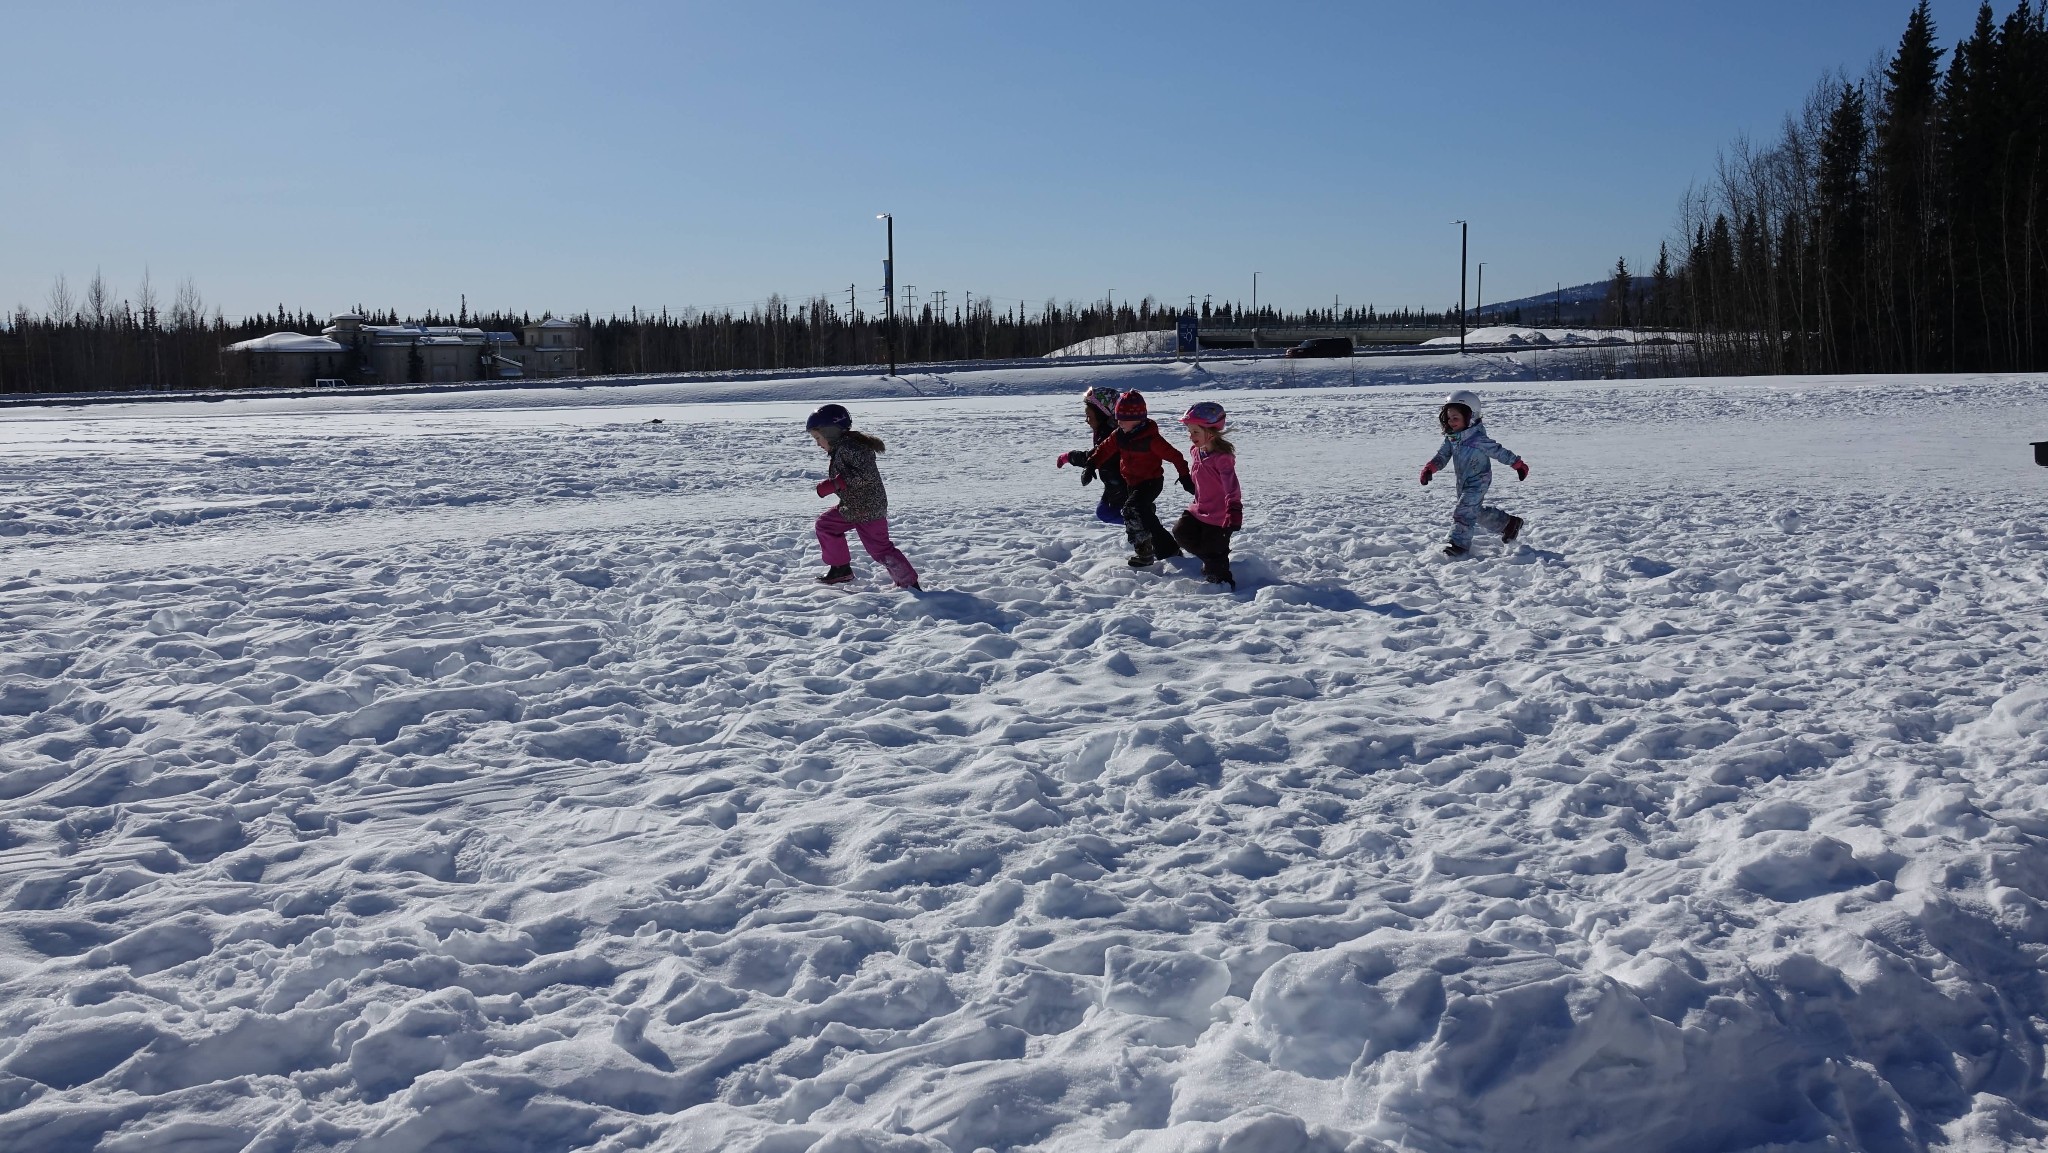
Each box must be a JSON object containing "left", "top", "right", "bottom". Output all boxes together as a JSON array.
[{"left": 1169, "top": 401, "right": 1243, "bottom": 588}]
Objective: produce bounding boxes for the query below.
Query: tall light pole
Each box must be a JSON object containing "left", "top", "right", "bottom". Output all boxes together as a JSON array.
[
  {"left": 1452, "top": 221, "right": 1468, "bottom": 354},
  {"left": 1252, "top": 272, "right": 1261, "bottom": 348},
  {"left": 877, "top": 213, "right": 895, "bottom": 375}
]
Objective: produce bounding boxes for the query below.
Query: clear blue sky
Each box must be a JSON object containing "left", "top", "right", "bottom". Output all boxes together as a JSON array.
[{"left": 0, "top": 0, "right": 1986, "bottom": 322}]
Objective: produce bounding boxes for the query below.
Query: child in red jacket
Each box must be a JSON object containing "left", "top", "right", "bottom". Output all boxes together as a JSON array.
[{"left": 1057, "top": 390, "right": 1190, "bottom": 567}]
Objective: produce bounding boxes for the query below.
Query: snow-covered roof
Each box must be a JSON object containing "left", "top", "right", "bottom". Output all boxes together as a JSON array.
[
  {"left": 359, "top": 325, "right": 486, "bottom": 338},
  {"left": 530, "top": 318, "right": 579, "bottom": 328},
  {"left": 227, "top": 332, "right": 346, "bottom": 353}
]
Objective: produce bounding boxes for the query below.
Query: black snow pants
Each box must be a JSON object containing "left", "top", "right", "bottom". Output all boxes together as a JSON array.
[
  {"left": 1172, "top": 512, "right": 1234, "bottom": 582},
  {"left": 1123, "top": 478, "right": 1182, "bottom": 559}
]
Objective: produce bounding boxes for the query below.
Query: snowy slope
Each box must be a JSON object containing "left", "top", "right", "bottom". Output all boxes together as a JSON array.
[
  {"left": 1, "top": 363, "right": 2046, "bottom": 1153},
  {"left": 1044, "top": 331, "right": 1178, "bottom": 358}
]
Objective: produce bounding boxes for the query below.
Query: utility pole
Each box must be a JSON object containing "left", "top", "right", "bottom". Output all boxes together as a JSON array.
[
  {"left": 1452, "top": 220, "right": 1468, "bottom": 354},
  {"left": 849, "top": 284, "right": 856, "bottom": 322},
  {"left": 877, "top": 213, "right": 895, "bottom": 375},
  {"left": 1252, "top": 273, "right": 1261, "bottom": 347}
]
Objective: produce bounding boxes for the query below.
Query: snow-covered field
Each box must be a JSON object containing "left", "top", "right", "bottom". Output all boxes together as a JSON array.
[{"left": 1, "top": 357, "right": 2046, "bottom": 1153}]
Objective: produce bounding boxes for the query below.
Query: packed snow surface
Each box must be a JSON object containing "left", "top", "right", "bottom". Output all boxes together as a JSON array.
[{"left": 1, "top": 356, "right": 2046, "bottom": 1153}]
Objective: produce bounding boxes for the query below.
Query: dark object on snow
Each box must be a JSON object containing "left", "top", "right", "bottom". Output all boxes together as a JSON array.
[
  {"left": 1443, "top": 543, "right": 1470, "bottom": 558},
  {"left": 1502, "top": 515, "right": 1524, "bottom": 543},
  {"left": 2035, "top": 441, "right": 2048, "bottom": 466},
  {"left": 816, "top": 565, "right": 854, "bottom": 584},
  {"left": 1284, "top": 336, "right": 1354, "bottom": 358}
]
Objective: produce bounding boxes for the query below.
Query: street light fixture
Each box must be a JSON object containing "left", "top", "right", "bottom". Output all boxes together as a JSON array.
[
  {"left": 877, "top": 214, "right": 895, "bottom": 375},
  {"left": 1452, "top": 221, "right": 1468, "bottom": 355}
]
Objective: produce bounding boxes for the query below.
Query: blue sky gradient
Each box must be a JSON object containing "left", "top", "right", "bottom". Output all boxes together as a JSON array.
[{"left": 1, "top": 1, "right": 1987, "bottom": 320}]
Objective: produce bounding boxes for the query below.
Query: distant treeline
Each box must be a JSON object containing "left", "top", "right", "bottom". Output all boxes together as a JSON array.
[
  {"left": 1644, "top": 0, "right": 2048, "bottom": 374},
  {"left": 0, "top": 280, "right": 1454, "bottom": 395}
]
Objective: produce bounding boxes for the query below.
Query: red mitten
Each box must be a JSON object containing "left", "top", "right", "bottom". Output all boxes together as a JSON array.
[
  {"left": 1056, "top": 452, "right": 1072, "bottom": 468},
  {"left": 1512, "top": 459, "right": 1529, "bottom": 481},
  {"left": 1420, "top": 462, "right": 1438, "bottom": 486},
  {"left": 815, "top": 477, "right": 842, "bottom": 498}
]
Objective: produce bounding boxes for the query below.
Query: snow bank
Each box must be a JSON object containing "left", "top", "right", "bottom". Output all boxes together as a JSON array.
[
  {"left": 0, "top": 369, "right": 2045, "bottom": 1151},
  {"left": 1422, "top": 326, "right": 1682, "bottom": 349},
  {"left": 223, "top": 331, "right": 346, "bottom": 352},
  {"left": 1044, "top": 330, "right": 1179, "bottom": 358}
]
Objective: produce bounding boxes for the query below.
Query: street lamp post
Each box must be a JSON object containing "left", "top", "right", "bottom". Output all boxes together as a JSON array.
[
  {"left": 877, "top": 213, "right": 895, "bottom": 375},
  {"left": 1452, "top": 221, "right": 1468, "bottom": 354},
  {"left": 1252, "top": 272, "right": 1261, "bottom": 348}
]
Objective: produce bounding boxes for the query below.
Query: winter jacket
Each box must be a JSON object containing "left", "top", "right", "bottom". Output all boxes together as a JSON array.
[
  {"left": 1184, "top": 447, "right": 1242, "bottom": 528},
  {"left": 825, "top": 437, "right": 889, "bottom": 523},
  {"left": 1429, "top": 420, "right": 1521, "bottom": 492},
  {"left": 1087, "top": 420, "right": 1190, "bottom": 486}
]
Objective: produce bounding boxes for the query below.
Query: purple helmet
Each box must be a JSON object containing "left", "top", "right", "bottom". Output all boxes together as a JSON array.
[
  {"left": 1179, "top": 401, "right": 1227, "bottom": 430},
  {"left": 805, "top": 403, "right": 852, "bottom": 432},
  {"left": 1083, "top": 386, "right": 1120, "bottom": 417}
]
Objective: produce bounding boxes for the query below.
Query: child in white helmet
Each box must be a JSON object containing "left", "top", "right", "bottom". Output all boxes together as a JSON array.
[{"left": 1419, "top": 389, "right": 1528, "bottom": 557}]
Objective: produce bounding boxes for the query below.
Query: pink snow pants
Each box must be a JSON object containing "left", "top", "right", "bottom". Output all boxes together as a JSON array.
[{"left": 816, "top": 508, "right": 919, "bottom": 588}]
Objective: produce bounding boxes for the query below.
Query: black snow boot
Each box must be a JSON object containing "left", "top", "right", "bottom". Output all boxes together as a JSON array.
[
  {"left": 1442, "top": 543, "right": 1470, "bottom": 558},
  {"left": 1501, "top": 516, "right": 1524, "bottom": 543},
  {"left": 816, "top": 565, "right": 854, "bottom": 584},
  {"left": 1127, "top": 543, "right": 1156, "bottom": 568}
]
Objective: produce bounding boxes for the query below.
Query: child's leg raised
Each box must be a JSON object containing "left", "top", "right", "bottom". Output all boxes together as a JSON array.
[{"left": 853, "top": 518, "right": 919, "bottom": 589}]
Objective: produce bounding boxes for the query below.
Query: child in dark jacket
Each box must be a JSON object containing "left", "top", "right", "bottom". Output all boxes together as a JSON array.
[
  {"left": 807, "top": 404, "right": 920, "bottom": 589},
  {"left": 1170, "top": 401, "right": 1243, "bottom": 587},
  {"left": 1057, "top": 390, "right": 1190, "bottom": 567},
  {"left": 1072, "top": 385, "right": 1130, "bottom": 524}
]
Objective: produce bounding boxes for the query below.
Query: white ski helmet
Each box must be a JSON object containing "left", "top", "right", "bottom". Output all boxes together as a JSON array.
[{"left": 1439, "top": 389, "right": 1482, "bottom": 432}]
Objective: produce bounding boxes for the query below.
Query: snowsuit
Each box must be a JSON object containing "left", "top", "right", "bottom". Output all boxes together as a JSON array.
[
  {"left": 1428, "top": 420, "right": 1523, "bottom": 549},
  {"left": 1085, "top": 420, "right": 1190, "bottom": 560},
  {"left": 1171, "top": 446, "right": 1243, "bottom": 584},
  {"left": 816, "top": 437, "right": 919, "bottom": 588}
]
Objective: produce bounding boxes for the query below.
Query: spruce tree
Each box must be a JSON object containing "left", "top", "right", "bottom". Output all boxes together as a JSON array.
[{"left": 1873, "top": 0, "right": 1946, "bottom": 369}]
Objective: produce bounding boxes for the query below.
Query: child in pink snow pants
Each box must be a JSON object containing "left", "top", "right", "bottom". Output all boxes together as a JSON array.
[{"left": 807, "top": 403, "right": 920, "bottom": 590}]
